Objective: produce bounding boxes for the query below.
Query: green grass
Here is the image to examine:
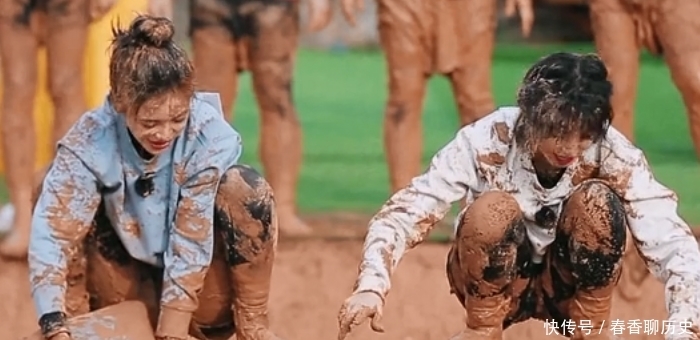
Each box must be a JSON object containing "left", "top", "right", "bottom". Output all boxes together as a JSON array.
[
  {"left": 232, "top": 44, "right": 700, "bottom": 223},
  {"left": 3, "top": 43, "right": 700, "bottom": 224}
]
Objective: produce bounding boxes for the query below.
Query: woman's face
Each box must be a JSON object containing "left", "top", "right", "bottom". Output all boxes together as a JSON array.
[
  {"left": 536, "top": 131, "right": 593, "bottom": 168},
  {"left": 126, "top": 91, "right": 190, "bottom": 155}
]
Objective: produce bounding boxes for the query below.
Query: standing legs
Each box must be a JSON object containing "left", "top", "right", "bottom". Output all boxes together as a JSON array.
[
  {"left": 447, "top": 0, "right": 496, "bottom": 127},
  {"left": 655, "top": 0, "right": 700, "bottom": 161},
  {"left": 248, "top": 2, "right": 309, "bottom": 235},
  {"left": 377, "top": 0, "right": 429, "bottom": 193},
  {"left": 0, "top": 1, "right": 40, "bottom": 259},
  {"left": 45, "top": 0, "right": 89, "bottom": 145},
  {"left": 191, "top": 0, "right": 309, "bottom": 235},
  {"left": 190, "top": 0, "right": 239, "bottom": 118},
  {"left": 0, "top": 0, "right": 90, "bottom": 258},
  {"left": 589, "top": 0, "right": 641, "bottom": 142}
]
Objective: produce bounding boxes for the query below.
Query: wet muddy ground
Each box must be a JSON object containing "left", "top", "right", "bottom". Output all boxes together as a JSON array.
[{"left": 0, "top": 214, "right": 670, "bottom": 339}]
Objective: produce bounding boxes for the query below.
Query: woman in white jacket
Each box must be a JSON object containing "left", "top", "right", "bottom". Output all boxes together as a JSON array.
[{"left": 338, "top": 52, "right": 700, "bottom": 340}]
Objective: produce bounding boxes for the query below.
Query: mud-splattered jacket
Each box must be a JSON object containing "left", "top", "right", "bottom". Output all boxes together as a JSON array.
[
  {"left": 28, "top": 92, "right": 241, "bottom": 319},
  {"left": 354, "top": 107, "right": 700, "bottom": 329}
]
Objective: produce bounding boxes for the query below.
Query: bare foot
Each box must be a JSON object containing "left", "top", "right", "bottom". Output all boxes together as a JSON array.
[
  {"left": 277, "top": 208, "right": 312, "bottom": 237},
  {"left": 0, "top": 205, "right": 31, "bottom": 259}
]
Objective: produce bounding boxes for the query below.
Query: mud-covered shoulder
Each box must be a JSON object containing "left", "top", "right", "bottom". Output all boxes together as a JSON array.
[
  {"left": 594, "top": 127, "right": 660, "bottom": 199},
  {"left": 177, "top": 92, "right": 242, "bottom": 183},
  {"left": 460, "top": 106, "right": 519, "bottom": 169},
  {"left": 185, "top": 91, "right": 240, "bottom": 145},
  {"left": 55, "top": 105, "right": 120, "bottom": 178},
  {"left": 58, "top": 106, "right": 117, "bottom": 151}
]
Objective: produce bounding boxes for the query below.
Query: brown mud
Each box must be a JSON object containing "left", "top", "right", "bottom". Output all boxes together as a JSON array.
[{"left": 3, "top": 214, "right": 674, "bottom": 339}]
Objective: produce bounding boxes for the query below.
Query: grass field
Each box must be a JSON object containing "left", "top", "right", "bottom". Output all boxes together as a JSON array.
[{"left": 2, "top": 43, "right": 699, "bottom": 224}]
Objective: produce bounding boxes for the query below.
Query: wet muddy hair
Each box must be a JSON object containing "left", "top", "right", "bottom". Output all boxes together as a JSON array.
[
  {"left": 514, "top": 52, "right": 613, "bottom": 152},
  {"left": 108, "top": 15, "right": 194, "bottom": 114}
]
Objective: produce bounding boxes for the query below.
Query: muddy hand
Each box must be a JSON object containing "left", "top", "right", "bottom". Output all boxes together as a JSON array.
[
  {"left": 337, "top": 291, "right": 385, "bottom": 340},
  {"left": 307, "top": 0, "right": 332, "bottom": 32},
  {"left": 504, "top": 0, "right": 534, "bottom": 38},
  {"left": 47, "top": 333, "right": 73, "bottom": 340},
  {"left": 148, "top": 0, "right": 174, "bottom": 19},
  {"left": 88, "top": 0, "right": 116, "bottom": 22},
  {"left": 340, "top": 0, "right": 365, "bottom": 27}
]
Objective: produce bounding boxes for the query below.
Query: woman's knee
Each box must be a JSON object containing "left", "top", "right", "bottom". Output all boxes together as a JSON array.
[
  {"left": 559, "top": 180, "right": 627, "bottom": 288},
  {"left": 456, "top": 191, "right": 524, "bottom": 248},
  {"left": 215, "top": 165, "right": 277, "bottom": 266},
  {"left": 449, "top": 192, "right": 525, "bottom": 297}
]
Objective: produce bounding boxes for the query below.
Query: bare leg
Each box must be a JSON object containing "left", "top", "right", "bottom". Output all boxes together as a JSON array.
[
  {"left": 26, "top": 2, "right": 92, "bottom": 269},
  {"left": 590, "top": 2, "right": 650, "bottom": 297},
  {"left": 654, "top": 0, "right": 700, "bottom": 161},
  {"left": 446, "top": 191, "right": 524, "bottom": 339},
  {"left": 190, "top": 0, "right": 239, "bottom": 119},
  {"left": 617, "top": 235, "right": 650, "bottom": 302},
  {"left": 46, "top": 0, "right": 88, "bottom": 144},
  {"left": 546, "top": 180, "right": 626, "bottom": 339},
  {"left": 589, "top": 0, "right": 641, "bottom": 141},
  {"left": 196, "top": 164, "right": 279, "bottom": 340},
  {"left": 84, "top": 204, "right": 159, "bottom": 324},
  {"left": 0, "top": 2, "right": 40, "bottom": 259},
  {"left": 446, "top": 0, "right": 496, "bottom": 126},
  {"left": 377, "top": 0, "right": 429, "bottom": 193},
  {"left": 248, "top": 2, "right": 309, "bottom": 235}
]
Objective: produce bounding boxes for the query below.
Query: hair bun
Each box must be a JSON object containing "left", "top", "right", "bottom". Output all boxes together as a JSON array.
[{"left": 128, "top": 15, "right": 174, "bottom": 48}]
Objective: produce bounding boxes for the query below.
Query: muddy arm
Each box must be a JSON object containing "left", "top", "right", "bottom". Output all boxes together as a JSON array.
[
  {"left": 353, "top": 128, "right": 481, "bottom": 300},
  {"left": 601, "top": 129, "right": 700, "bottom": 330},
  {"left": 157, "top": 133, "right": 242, "bottom": 340},
  {"left": 28, "top": 147, "right": 101, "bottom": 334}
]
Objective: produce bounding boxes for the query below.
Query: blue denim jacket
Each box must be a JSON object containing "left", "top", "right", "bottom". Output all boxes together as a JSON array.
[{"left": 28, "top": 92, "right": 242, "bottom": 318}]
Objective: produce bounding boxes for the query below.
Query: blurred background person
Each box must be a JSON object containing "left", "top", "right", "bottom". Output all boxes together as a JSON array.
[
  {"left": 589, "top": 0, "right": 700, "bottom": 160},
  {"left": 341, "top": 0, "right": 533, "bottom": 194},
  {"left": 188, "top": 0, "right": 335, "bottom": 236},
  {"left": 0, "top": 0, "right": 115, "bottom": 259}
]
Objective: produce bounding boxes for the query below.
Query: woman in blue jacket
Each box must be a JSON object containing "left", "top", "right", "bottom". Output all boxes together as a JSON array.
[{"left": 28, "top": 15, "right": 280, "bottom": 340}]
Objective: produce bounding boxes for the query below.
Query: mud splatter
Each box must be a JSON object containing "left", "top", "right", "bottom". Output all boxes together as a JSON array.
[{"left": 477, "top": 152, "right": 506, "bottom": 166}]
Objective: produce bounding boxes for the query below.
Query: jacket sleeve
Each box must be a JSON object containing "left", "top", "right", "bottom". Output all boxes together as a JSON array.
[
  {"left": 156, "top": 132, "right": 242, "bottom": 339},
  {"left": 601, "top": 131, "right": 700, "bottom": 338},
  {"left": 28, "top": 147, "right": 101, "bottom": 318},
  {"left": 353, "top": 128, "right": 482, "bottom": 300}
]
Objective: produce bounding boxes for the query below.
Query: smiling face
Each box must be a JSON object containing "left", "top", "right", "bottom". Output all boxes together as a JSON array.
[
  {"left": 536, "top": 131, "right": 594, "bottom": 168},
  {"left": 125, "top": 90, "right": 190, "bottom": 155}
]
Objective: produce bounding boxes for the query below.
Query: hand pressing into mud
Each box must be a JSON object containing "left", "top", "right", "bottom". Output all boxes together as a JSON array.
[
  {"left": 148, "top": 0, "right": 174, "bottom": 20},
  {"left": 47, "top": 332, "right": 72, "bottom": 340},
  {"left": 504, "top": 0, "right": 534, "bottom": 38},
  {"left": 340, "top": 0, "right": 365, "bottom": 27},
  {"left": 306, "top": 0, "right": 333, "bottom": 32},
  {"left": 88, "top": 0, "right": 116, "bottom": 22},
  {"left": 337, "top": 291, "right": 385, "bottom": 340}
]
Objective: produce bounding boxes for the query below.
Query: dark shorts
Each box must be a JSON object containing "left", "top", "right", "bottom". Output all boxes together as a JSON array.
[
  {"left": 189, "top": 0, "right": 298, "bottom": 40},
  {"left": 0, "top": 0, "right": 89, "bottom": 27}
]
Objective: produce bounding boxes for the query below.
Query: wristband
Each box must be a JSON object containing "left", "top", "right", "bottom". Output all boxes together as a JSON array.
[{"left": 39, "top": 311, "right": 70, "bottom": 338}]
